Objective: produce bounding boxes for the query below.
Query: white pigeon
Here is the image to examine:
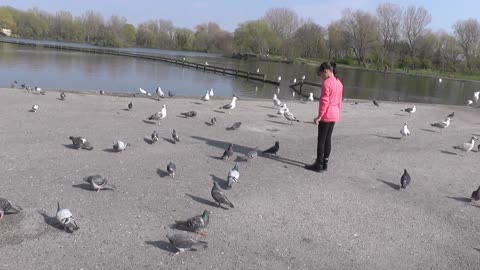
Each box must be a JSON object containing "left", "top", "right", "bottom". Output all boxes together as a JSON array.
[
  {"left": 302, "top": 75, "right": 306, "bottom": 80},
  {"left": 400, "top": 122, "right": 410, "bottom": 138},
  {"left": 277, "top": 103, "right": 289, "bottom": 115},
  {"left": 308, "top": 93, "right": 314, "bottom": 101},
  {"left": 31, "top": 104, "right": 38, "bottom": 112},
  {"left": 156, "top": 87, "right": 165, "bottom": 98},
  {"left": 227, "top": 163, "right": 240, "bottom": 189},
  {"left": 474, "top": 91, "right": 480, "bottom": 103},
  {"left": 201, "top": 91, "right": 210, "bottom": 101},
  {"left": 277, "top": 76, "right": 282, "bottom": 82},
  {"left": 219, "top": 96, "right": 237, "bottom": 113},
  {"left": 292, "top": 91, "right": 295, "bottom": 97},
  {"left": 453, "top": 136, "right": 477, "bottom": 154},
  {"left": 273, "top": 94, "right": 282, "bottom": 108},
  {"left": 276, "top": 87, "right": 280, "bottom": 94},
  {"left": 402, "top": 105, "right": 416, "bottom": 116},
  {"left": 209, "top": 88, "right": 214, "bottom": 96},
  {"left": 113, "top": 141, "right": 129, "bottom": 152},
  {"left": 430, "top": 118, "right": 451, "bottom": 130},
  {"left": 283, "top": 111, "right": 300, "bottom": 124},
  {"left": 139, "top": 88, "right": 148, "bottom": 95},
  {"left": 56, "top": 202, "right": 79, "bottom": 233}
]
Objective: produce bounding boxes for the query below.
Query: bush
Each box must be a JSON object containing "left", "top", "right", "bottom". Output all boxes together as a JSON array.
[{"left": 336, "top": 57, "right": 354, "bottom": 65}]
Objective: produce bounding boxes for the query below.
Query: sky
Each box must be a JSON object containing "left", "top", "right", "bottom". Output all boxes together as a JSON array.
[{"left": 1, "top": 0, "right": 479, "bottom": 32}]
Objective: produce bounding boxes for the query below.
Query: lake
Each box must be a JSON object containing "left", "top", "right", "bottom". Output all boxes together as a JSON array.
[{"left": 0, "top": 38, "right": 479, "bottom": 105}]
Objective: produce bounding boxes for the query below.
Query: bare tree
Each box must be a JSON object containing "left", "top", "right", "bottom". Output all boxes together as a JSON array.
[
  {"left": 263, "top": 7, "right": 299, "bottom": 40},
  {"left": 376, "top": 2, "right": 402, "bottom": 65},
  {"left": 402, "top": 5, "right": 431, "bottom": 56},
  {"left": 292, "top": 19, "right": 326, "bottom": 58},
  {"left": 453, "top": 18, "right": 480, "bottom": 72},
  {"left": 435, "top": 31, "right": 458, "bottom": 71},
  {"left": 81, "top": 10, "right": 104, "bottom": 43}
]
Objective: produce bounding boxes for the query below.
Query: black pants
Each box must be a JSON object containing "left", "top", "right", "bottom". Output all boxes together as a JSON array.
[{"left": 316, "top": 121, "right": 335, "bottom": 163}]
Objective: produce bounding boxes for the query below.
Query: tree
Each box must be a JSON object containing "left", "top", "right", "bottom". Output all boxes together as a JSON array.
[
  {"left": 263, "top": 7, "right": 299, "bottom": 40},
  {"left": 233, "top": 20, "right": 280, "bottom": 53},
  {"left": 327, "top": 21, "right": 345, "bottom": 59},
  {"left": 376, "top": 2, "right": 402, "bottom": 65},
  {"left": 0, "top": 8, "right": 17, "bottom": 33},
  {"left": 81, "top": 10, "right": 104, "bottom": 44},
  {"left": 193, "top": 22, "right": 232, "bottom": 53},
  {"left": 175, "top": 28, "right": 194, "bottom": 50},
  {"left": 292, "top": 20, "right": 326, "bottom": 58},
  {"left": 402, "top": 5, "right": 431, "bottom": 56},
  {"left": 453, "top": 18, "right": 480, "bottom": 72}
]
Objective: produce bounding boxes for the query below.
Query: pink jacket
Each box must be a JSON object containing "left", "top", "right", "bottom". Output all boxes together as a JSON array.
[{"left": 318, "top": 76, "right": 343, "bottom": 122}]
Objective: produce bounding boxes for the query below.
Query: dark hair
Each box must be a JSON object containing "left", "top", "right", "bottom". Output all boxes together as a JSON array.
[{"left": 318, "top": 62, "right": 338, "bottom": 79}]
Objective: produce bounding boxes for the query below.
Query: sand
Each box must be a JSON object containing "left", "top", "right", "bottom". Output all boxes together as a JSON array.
[{"left": 0, "top": 87, "right": 479, "bottom": 269}]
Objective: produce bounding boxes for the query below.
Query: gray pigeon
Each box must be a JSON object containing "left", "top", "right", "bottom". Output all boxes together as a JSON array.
[
  {"left": 60, "top": 91, "right": 66, "bottom": 100},
  {"left": 0, "top": 198, "right": 23, "bottom": 220},
  {"left": 55, "top": 202, "right": 79, "bottom": 233},
  {"left": 167, "top": 162, "right": 176, "bottom": 178},
  {"left": 221, "top": 144, "right": 234, "bottom": 160},
  {"left": 69, "top": 136, "right": 93, "bottom": 150},
  {"left": 210, "top": 117, "right": 217, "bottom": 125},
  {"left": 181, "top": 111, "right": 197, "bottom": 118},
  {"left": 166, "top": 232, "right": 208, "bottom": 255},
  {"left": 83, "top": 175, "right": 116, "bottom": 192},
  {"left": 172, "top": 129, "right": 180, "bottom": 143},
  {"left": 447, "top": 112, "right": 454, "bottom": 118},
  {"left": 373, "top": 100, "right": 380, "bottom": 106},
  {"left": 128, "top": 102, "right": 133, "bottom": 110},
  {"left": 174, "top": 210, "right": 211, "bottom": 235},
  {"left": 226, "top": 122, "right": 242, "bottom": 130},
  {"left": 168, "top": 91, "right": 175, "bottom": 97},
  {"left": 211, "top": 181, "right": 234, "bottom": 208},
  {"left": 113, "top": 140, "right": 129, "bottom": 152},
  {"left": 400, "top": 169, "right": 411, "bottom": 189},
  {"left": 227, "top": 163, "right": 240, "bottom": 189},
  {"left": 471, "top": 186, "right": 480, "bottom": 202},
  {"left": 151, "top": 131, "right": 159, "bottom": 143},
  {"left": 100, "top": 90, "right": 105, "bottom": 95}
]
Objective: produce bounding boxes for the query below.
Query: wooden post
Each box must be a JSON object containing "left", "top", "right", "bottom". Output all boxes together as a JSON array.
[
  {"left": 299, "top": 82, "right": 303, "bottom": 95},
  {"left": 246, "top": 72, "right": 250, "bottom": 80},
  {"left": 235, "top": 70, "right": 238, "bottom": 78}
]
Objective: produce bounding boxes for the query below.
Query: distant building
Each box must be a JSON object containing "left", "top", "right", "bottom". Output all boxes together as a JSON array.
[{"left": 0, "top": 28, "right": 12, "bottom": 36}]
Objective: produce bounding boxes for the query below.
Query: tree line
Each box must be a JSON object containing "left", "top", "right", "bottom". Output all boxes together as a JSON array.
[{"left": 0, "top": 4, "right": 480, "bottom": 74}]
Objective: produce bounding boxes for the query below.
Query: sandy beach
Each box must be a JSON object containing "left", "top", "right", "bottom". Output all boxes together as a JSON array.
[{"left": 1, "top": 87, "right": 479, "bottom": 269}]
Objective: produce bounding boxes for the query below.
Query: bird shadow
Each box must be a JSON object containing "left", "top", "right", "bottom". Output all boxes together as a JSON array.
[
  {"left": 440, "top": 150, "right": 458, "bottom": 156},
  {"left": 56, "top": 98, "right": 64, "bottom": 101},
  {"left": 420, "top": 128, "right": 437, "bottom": 133},
  {"left": 266, "top": 128, "right": 280, "bottom": 132},
  {"left": 145, "top": 240, "right": 176, "bottom": 253},
  {"left": 207, "top": 155, "right": 224, "bottom": 161},
  {"left": 185, "top": 193, "right": 218, "bottom": 208},
  {"left": 302, "top": 121, "right": 316, "bottom": 125},
  {"left": 265, "top": 120, "right": 290, "bottom": 126},
  {"left": 142, "top": 120, "right": 157, "bottom": 125},
  {"left": 226, "top": 126, "right": 239, "bottom": 131},
  {"left": 162, "top": 137, "right": 176, "bottom": 144},
  {"left": 191, "top": 102, "right": 203, "bottom": 105},
  {"left": 205, "top": 122, "right": 214, "bottom": 126},
  {"left": 474, "top": 248, "right": 480, "bottom": 253},
  {"left": 123, "top": 108, "right": 130, "bottom": 111},
  {"left": 210, "top": 174, "right": 228, "bottom": 189},
  {"left": 213, "top": 110, "right": 225, "bottom": 114},
  {"left": 144, "top": 138, "right": 154, "bottom": 145},
  {"left": 376, "top": 179, "right": 400, "bottom": 190},
  {"left": 177, "top": 115, "right": 189, "bottom": 119},
  {"left": 393, "top": 113, "right": 404, "bottom": 116},
  {"left": 29, "top": 109, "right": 36, "bottom": 112},
  {"left": 267, "top": 114, "right": 279, "bottom": 118},
  {"left": 375, "top": 135, "right": 402, "bottom": 140},
  {"left": 234, "top": 155, "right": 248, "bottom": 162},
  {"left": 38, "top": 211, "right": 64, "bottom": 231},
  {"left": 72, "top": 183, "right": 94, "bottom": 191},
  {"left": 62, "top": 144, "right": 79, "bottom": 150},
  {"left": 103, "top": 148, "right": 118, "bottom": 153},
  {"left": 258, "top": 105, "right": 275, "bottom": 109},
  {"left": 446, "top": 196, "right": 472, "bottom": 203},
  {"left": 157, "top": 168, "right": 169, "bottom": 178}
]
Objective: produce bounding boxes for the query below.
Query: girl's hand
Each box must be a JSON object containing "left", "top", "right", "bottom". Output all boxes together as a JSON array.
[{"left": 313, "top": 116, "right": 321, "bottom": 125}]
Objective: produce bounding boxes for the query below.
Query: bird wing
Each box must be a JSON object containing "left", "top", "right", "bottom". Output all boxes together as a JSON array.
[{"left": 222, "top": 103, "right": 232, "bottom": 109}]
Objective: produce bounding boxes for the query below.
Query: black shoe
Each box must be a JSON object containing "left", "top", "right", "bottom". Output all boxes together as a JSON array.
[
  {"left": 322, "top": 159, "right": 329, "bottom": 171},
  {"left": 305, "top": 163, "right": 323, "bottom": 172}
]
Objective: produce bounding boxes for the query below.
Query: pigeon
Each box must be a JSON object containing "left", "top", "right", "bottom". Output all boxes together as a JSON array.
[
  {"left": 128, "top": 102, "right": 133, "bottom": 110},
  {"left": 402, "top": 105, "right": 416, "bottom": 115},
  {"left": 139, "top": 87, "right": 148, "bottom": 95},
  {"left": 174, "top": 210, "right": 211, "bottom": 235},
  {"left": 156, "top": 87, "right": 165, "bottom": 99},
  {"left": 34, "top": 86, "right": 45, "bottom": 95},
  {"left": 10, "top": 80, "right": 17, "bottom": 88},
  {"left": 201, "top": 91, "right": 210, "bottom": 101},
  {"left": 227, "top": 122, "right": 242, "bottom": 130},
  {"left": 168, "top": 90, "right": 175, "bottom": 97},
  {"left": 245, "top": 147, "right": 258, "bottom": 160},
  {"left": 262, "top": 141, "right": 279, "bottom": 156},
  {"left": 172, "top": 129, "right": 180, "bottom": 143},
  {"left": 31, "top": 104, "right": 38, "bottom": 112},
  {"left": 147, "top": 104, "right": 167, "bottom": 124},
  {"left": 273, "top": 94, "right": 282, "bottom": 108},
  {"left": 283, "top": 111, "right": 300, "bottom": 124},
  {"left": 167, "top": 162, "right": 176, "bottom": 178},
  {"left": 99, "top": 90, "right": 105, "bottom": 95},
  {"left": 21, "top": 83, "right": 27, "bottom": 89},
  {"left": 308, "top": 93, "right": 314, "bottom": 101},
  {"left": 373, "top": 100, "right": 380, "bottom": 106},
  {"left": 151, "top": 130, "right": 159, "bottom": 143},
  {"left": 55, "top": 202, "right": 79, "bottom": 233},
  {"left": 430, "top": 118, "right": 451, "bottom": 130},
  {"left": 167, "top": 232, "right": 208, "bottom": 255},
  {"left": 60, "top": 91, "right": 66, "bottom": 100},
  {"left": 446, "top": 112, "right": 454, "bottom": 118},
  {"left": 227, "top": 163, "right": 240, "bottom": 189},
  {"left": 83, "top": 175, "right": 116, "bottom": 192},
  {"left": 400, "top": 122, "right": 410, "bottom": 138},
  {"left": 400, "top": 169, "right": 411, "bottom": 189},
  {"left": 219, "top": 96, "right": 237, "bottom": 113},
  {"left": 0, "top": 198, "right": 22, "bottom": 220},
  {"left": 471, "top": 186, "right": 480, "bottom": 202},
  {"left": 181, "top": 111, "right": 197, "bottom": 118},
  {"left": 113, "top": 141, "right": 129, "bottom": 152},
  {"left": 210, "top": 117, "right": 217, "bottom": 125},
  {"left": 69, "top": 136, "right": 94, "bottom": 150},
  {"left": 221, "top": 144, "right": 234, "bottom": 160},
  {"left": 209, "top": 88, "right": 214, "bottom": 97},
  {"left": 474, "top": 91, "right": 480, "bottom": 103},
  {"left": 211, "top": 181, "right": 234, "bottom": 208},
  {"left": 453, "top": 136, "right": 478, "bottom": 154},
  {"left": 302, "top": 75, "right": 306, "bottom": 81},
  {"left": 277, "top": 103, "right": 289, "bottom": 115}
]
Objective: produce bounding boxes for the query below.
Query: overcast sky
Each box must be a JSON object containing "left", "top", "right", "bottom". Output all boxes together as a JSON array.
[{"left": 1, "top": 0, "right": 479, "bottom": 32}]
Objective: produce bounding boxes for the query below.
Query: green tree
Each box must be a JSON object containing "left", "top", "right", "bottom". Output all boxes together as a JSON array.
[
  {"left": 233, "top": 20, "right": 279, "bottom": 54},
  {"left": 0, "top": 8, "right": 16, "bottom": 33},
  {"left": 175, "top": 28, "right": 194, "bottom": 50}
]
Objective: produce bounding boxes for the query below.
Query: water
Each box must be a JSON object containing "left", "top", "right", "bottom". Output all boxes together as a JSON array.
[{"left": 0, "top": 39, "right": 479, "bottom": 105}]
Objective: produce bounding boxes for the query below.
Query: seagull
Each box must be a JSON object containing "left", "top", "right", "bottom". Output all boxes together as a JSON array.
[
  {"left": 147, "top": 105, "right": 167, "bottom": 125},
  {"left": 227, "top": 163, "right": 240, "bottom": 189},
  {"left": 277, "top": 76, "right": 282, "bottom": 82},
  {"left": 83, "top": 175, "right": 116, "bottom": 192},
  {"left": 446, "top": 112, "right": 454, "bottom": 118},
  {"left": 151, "top": 131, "right": 159, "bottom": 143},
  {"left": 60, "top": 91, "right": 66, "bottom": 100},
  {"left": 210, "top": 117, "right": 217, "bottom": 125},
  {"left": 471, "top": 186, "right": 480, "bottom": 202},
  {"left": 438, "top": 78, "right": 442, "bottom": 84},
  {"left": 31, "top": 104, "right": 38, "bottom": 112},
  {"left": 209, "top": 88, "right": 214, "bottom": 96},
  {"left": 205, "top": 62, "right": 209, "bottom": 66},
  {"left": 219, "top": 96, "right": 237, "bottom": 113},
  {"left": 453, "top": 136, "right": 478, "bottom": 154},
  {"left": 55, "top": 202, "right": 79, "bottom": 233},
  {"left": 226, "top": 122, "right": 242, "bottom": 130},
  {"left": 181, "top": 111, "right": 197, "bottom": 118},
  {"left": 400, "top": 122, "right": 410, "bottom": 138},
  {"left": 221, "top": 144, "right": 234, "bottom": 160},
  {"left": 113, "top": 141, "right": 129, "bottom": 152},
  {"left": 256, "top": 68, "right": 260, "bottom": 73},
  {"left": 262, "top": 141, "right": 279, "bottom": 156},
  {"left": 308, "top": 93, "right": 314, "bottom": 101},
  {"left": 276, "top": 87, "right": 280, "bottom": 94},
  {"left": 139, "top": 87, "right": 148, "bottom": 95},
  {"left": 373, "top": 100, "right": 380, "bottom": 107},
  {"left": 183, "top": 57, "right": 186, "bottom": 61},
  {"left": 401, "top": 105, "right": 416, "bottom": 116},
  {"left": 277, "top": 103, "right": 289, "bottom": 115},
  {"left": 167, "top": 232, "right": 208, "bottom": 255},
  {"left": 34, "top": 86, "right": 45, "bottom": 95},
  {"left": 172, "top": 129, "right": 180, "bottom": 143},
  {"left": 211, "top": 181, "right": 234, "bottom": 208},
  {"left": 174, "top": 210, "right": 211, "bottom": 236},
  {"left": 430, "top": 118, "right": 451, "bottom": 130},
  {"left": 99, "top": 90, "right": 105, "bottom": 95},
  {"left": 0, "top": 198, "right": 22, "bottom": 220},
  {"left": 21, "top": 83, "right": 26, "bottom": 89},
  {"left": 167, "top": 162, "right": 176, "bottom": 178},
  {"left": 474, "top": 91, "right": 480, "bottom": 103},
  {"left": 283, "top": 111, "right": 300, "bottom": 124},
  {"left": 400, "top": 169, "right": 411, "bottom": 189},
  {"left": 156, "top": 87, "right": 165, "bottom": 99},
  {"left": 302, "top": 75, "right": 306, "bottom": 81},
  {"left": 128, "top": 102, "right": 133, "bottom": 110},
  {"left": 201, "top": 91, "right": 210, "bottom": 101},
  {"left": 292, "top": 78, "right": 297, "bottom": 84},
  {"left": 69, "top": 136, "right": 94, "bottom": 150},
  {"left": 273, "top": 94, "right": 282, "bottom": 108}
]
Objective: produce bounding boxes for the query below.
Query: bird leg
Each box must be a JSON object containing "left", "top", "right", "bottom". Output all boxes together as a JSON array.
[
  {"left": 97, "top": 188, "right": 101, "bottom": 193},
  {"left": 196, "top": 230, "right": 208, "bottom": 236},
  {"left": 0, "top": 211, "right": 4, "bottom": 220}
]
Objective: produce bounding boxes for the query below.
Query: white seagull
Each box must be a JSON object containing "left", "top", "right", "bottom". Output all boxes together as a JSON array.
[
  {"left": 209, "top": 88, "right": 214, "bottom": 96},
  {"left": 277, "top": 103, "right": 289, "bottom": 115},
  {"left": 256, "top": 68, "right": 260, "bottom": 73},
  {"left": 400, "top": 122, "right": 410, "bottom": 138},
  {"left": 156, "top": 87, "right": 165, "bottom": 99},
  {"left": 283, "top": 111, "right": 300, "bottom": 124},
  {"left": 277, "top": 76, "right": 282, "bottom": 82},
  {"left": 201, "top": 91, "right": 210, "bottom": 101},
  {"left": 147, "top": 104, "right": 167, "bottom": 125},
  {"left": 467, "top": 100, "right": 474, "bottom": 106},
  {"left": 402, "top": 105, "right": 416, "bottom": 116},
  {"left": 302, "top": 75, "right": 306, "bottom": 81},
  {"left": 453, "top": 136, "right": 477, "bottom": 155},
  {"left": 292, "top": 78, "right": 297, "bottom": 84},
  {"left": 474, "top": 91, "right": 480, "bottom": 103},
  {"left": 31, "top": 104, "right": 39, "bottom": 112},
  {"left": 219, "top": 96, "right": 237, "bottom": 114},
  {"left": 139, "top": 88, "right": 148, "bottom": 95},
  {"left": 273, "top": 94, "right": 282, "bottom": 108},
  {"left": 308, "top": 93, "right": 314, "bottom": 101},
  {"left": 438, "top": 78, "right": 442, "bottom": 83},
  {"left": 430, "top": 118, "right": 451, "bottom": 130},
  {"left": 205, "top": 62, "right": 209, "bottom": 66}
]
